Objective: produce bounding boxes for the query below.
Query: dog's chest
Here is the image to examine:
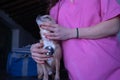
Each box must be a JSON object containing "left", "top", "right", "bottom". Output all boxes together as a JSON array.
[{"left": 47, "top": 57, "right": 54, "bottom": 66}]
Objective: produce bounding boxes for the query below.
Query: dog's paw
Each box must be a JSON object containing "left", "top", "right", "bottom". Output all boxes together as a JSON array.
[{"left": 38, "top": 75, "right": 43, "bottom": 80}]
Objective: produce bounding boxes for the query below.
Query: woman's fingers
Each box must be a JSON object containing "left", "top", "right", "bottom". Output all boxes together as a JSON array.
[
  {"left": 32, "top": 52, "right": 49, "bottom": 64},
  {"left": 30, "top": 42, "right": 50, "bottom": 64},
  {"left": 32, "top": 55, "right": 48, "bottom": 61},
  {"left": 31, "top": 48, "right": 48, "bottom": 54},
  {"left": 30, "top": 43, "right": 42, "bottom": 51},
  {"left": 31, "top": 48, "right": 49, "bottom": 58},
  {"left": 41, "top": 22, "right": 56, "bottom": 27},
  {"left": 31, "top": 43, "right": 49, "bottom": 58},
  {"left": 33, "top": 58, "right": 46, "bottom": 64},
  {"left": 41, "top": 23, "right": 57, "bottom": 32},
  {"left": 44, "top": 33, "right": 59, "bottom": 40},
  {"left": 41, "top": 26, "right": 56, "bottom": 32},
  {"left": 30, "top": 42, "right": 44, "bottom": 52}
]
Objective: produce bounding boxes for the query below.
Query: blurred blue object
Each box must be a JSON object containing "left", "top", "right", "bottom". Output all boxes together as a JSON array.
[{"left": 6, "top": 45, "right": 37, "bottom": 77}]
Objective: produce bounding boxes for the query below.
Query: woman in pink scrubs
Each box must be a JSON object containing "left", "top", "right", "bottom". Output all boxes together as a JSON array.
[{"left": 31, "top": 0, "right": 120, "bottom": 80}]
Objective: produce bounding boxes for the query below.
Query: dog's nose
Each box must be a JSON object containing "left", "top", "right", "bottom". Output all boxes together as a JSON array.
[{"left": 45, "top": 46, "right": 54, "bottom": 56}]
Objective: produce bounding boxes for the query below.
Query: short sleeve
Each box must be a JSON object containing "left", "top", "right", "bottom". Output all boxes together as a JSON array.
[{"left": 101, "top": 0, "right": 120, "bottom": 21}]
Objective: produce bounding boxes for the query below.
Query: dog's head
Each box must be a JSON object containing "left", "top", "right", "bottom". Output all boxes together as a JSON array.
[
  {"left": 36, "top": 15, "right": 55, "bottom": 28},
  {"left": 36, "top": 15, "right": 56, "bottom": 38}
]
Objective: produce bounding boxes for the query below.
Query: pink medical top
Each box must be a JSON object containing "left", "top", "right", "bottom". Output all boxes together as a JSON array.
[{"left": 50, "top": 0, "right": 120, "bottom": 80}]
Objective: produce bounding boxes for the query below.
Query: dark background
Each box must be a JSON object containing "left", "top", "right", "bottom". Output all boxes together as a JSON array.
[
  {"left": 0, "top": 0, "right": 68, "bottom": 80},
  {"left": 0, "top": 0, "right": 49, "bottom": 39}
]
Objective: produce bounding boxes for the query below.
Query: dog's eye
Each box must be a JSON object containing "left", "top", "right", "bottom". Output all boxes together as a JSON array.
[{"left": 45, "top": 17, "right": 52, "bottom": 21}]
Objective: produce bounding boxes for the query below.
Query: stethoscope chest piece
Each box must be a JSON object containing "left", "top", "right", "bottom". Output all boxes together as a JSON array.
[{"left": 45, "top": 46, "right": 55, "bottom": 56}]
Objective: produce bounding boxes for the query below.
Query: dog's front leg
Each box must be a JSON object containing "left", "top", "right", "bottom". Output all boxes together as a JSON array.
[
  {"left": 54, "top": 45, "right": 62, "bottom": 80},
  {"left": 37, "top": 64, "right": 43, "bottom": 79},
  {"left": 42, "top": 64, "right": 49, "bottom": 80},
  {"left": 55, "top": 57, "right": 61, "bottom": 80}
]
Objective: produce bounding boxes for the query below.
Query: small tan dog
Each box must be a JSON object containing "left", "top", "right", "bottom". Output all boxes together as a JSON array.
[{"left": 36, "top": 15, "right": 62, "bottom": 80}]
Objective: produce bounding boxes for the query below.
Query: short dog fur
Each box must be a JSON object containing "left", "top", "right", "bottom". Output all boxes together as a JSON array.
[{"left": 36, "top": 15, "right": 62, "bottom": 80}]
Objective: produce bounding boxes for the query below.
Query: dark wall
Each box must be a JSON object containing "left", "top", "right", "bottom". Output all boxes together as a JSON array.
[{"left": 0, "top": 21, "right": 11, "bottom": 76}]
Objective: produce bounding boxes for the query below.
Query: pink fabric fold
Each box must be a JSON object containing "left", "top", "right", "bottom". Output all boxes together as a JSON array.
[{"left": 50, "top": 0, "right": 120, "bottom": 80}]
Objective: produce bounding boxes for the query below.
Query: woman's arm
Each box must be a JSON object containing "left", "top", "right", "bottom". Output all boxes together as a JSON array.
[
  {"left": 77, "top": 17, "right": 120, "bottom": 39},
  {"left": 41, "top": 17, "right": 120, "bottom": 40}
]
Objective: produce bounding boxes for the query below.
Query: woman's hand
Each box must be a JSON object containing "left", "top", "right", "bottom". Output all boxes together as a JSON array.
[
  {"left": 30, "top": 41, "right": 49, "bottom": 64},
  {"left": 41, "top": 22, "right": 76, "bottom": 40}
]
